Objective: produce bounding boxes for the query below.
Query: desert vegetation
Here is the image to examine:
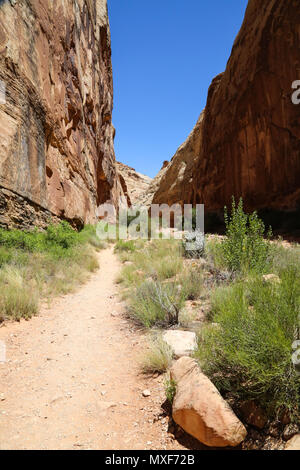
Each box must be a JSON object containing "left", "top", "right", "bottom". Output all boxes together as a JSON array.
[
  {"left": 197, "top": 199, "right": 300, "bottom": 423},
  {"left": 115, "top": 198, "right": 300, "bottom": 428},
  {"left": 0, "top": 222, "right": 104, "bottom": 322}
]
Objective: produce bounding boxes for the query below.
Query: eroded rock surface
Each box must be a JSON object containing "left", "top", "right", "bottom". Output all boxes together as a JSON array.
[
  {"left": 116, "top": 162, "right": 152, "bottom": 206},
  {"left": 0, "top": 0, "right": 123, "bottom": 229},
  {"left": 171, "top": 357, "right": 247, "bottom": 447},
  {"left": 153, "top": 0, "right": 300, "bottom": 226}
]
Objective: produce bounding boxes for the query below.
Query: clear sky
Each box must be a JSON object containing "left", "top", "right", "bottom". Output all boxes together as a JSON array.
[{"left": 108, "top": 0, "right": 248, "bottom": 178}]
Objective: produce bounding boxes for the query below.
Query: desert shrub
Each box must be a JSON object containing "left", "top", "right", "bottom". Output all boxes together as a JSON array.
[
  {"left": 196, "top": 267, "right": 300, "bottom": 420},
  {"left": 183, "top": 230, "right": 205, "bottom": 259},
  {"left": 270, "top": 242, "right": 300, "bottom": 274},
  {"left": 45, "top": 221, "right": 77, "bottom": 249},
  {"left": 116, "top": 264, "right": 145, "bottom": 287},
  {"left": 150, "top": 256, "right": 183, "bottom": 281},
  {"left": 0, "top": 222, "right": 103, "bottom": 322},
  {"left": 180, "top": 268, "right": 203, "bottom": 301},
  {"left": 141, "top": 335, "right": 173, "bottom": 374},
  {"left": 222, "top": 198, "right": 272, "bottom": 273},
  {"left": 205, "top": 237, "right": 226, "bottom": 270},
  {"left": 129, "top": 280, "right": 186, "bottom": 328}
]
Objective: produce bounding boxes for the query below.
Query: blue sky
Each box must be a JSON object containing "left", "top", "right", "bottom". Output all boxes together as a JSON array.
[{"left": 108, "top": 0, "right": 248, "bottom": 178}]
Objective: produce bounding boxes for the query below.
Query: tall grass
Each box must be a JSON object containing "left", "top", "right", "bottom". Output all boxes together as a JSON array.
[
  {"left": 0, "top": 222, "right": 103, "bottom": 322},
  {"left": 140, "top": 335, "right": 173, "bottom": 374},
  {"left": 196, "top": 264, "right": 300, "bottom": 420}
]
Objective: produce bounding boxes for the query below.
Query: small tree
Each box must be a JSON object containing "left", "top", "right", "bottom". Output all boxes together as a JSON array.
[{"left": 223, "top": 198, "right": 272, "bottom": 273}]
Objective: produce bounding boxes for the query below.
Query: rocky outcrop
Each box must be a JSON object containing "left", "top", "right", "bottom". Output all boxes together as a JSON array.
[
  {"left": 152, "top": 114, "right": 204, "bottom": 207},
  {"left": 139, "top": 160, "right": 170, "bottom": 207},
  {"left": 0, "top": 0, "right": 123, "bottom": 229},
  {"left": 171, "top": 357, "right": 247, "bottom": 447},
  {"left": 116, "top": 162, "right": 152, "bottom": 206},
  {"left": 153, "top": 0, "right": 300, "bottom": 229}
]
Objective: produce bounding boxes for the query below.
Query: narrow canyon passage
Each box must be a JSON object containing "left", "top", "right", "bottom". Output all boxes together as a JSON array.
[{"left": 0, "top": 247, "right": 193, "bottom": 450}]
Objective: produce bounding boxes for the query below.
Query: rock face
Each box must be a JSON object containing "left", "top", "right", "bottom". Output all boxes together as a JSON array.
[
  {"left": 138, "top": 160, "right": 170, "bottom": 207},
  {"left": 0, "top": 0, "right": 123, "bottom": 229},
  {"left": 171, "top": 357, "right": 247, "bottom": 447},
  {"left": 153, "top": 0, "right": 300, "bottom": 228},
  {"left": 152, "top": 114, "right": 204, "bottom": 208},
  {"left": 116, "top": 162, "right": 152, "bottom": 206}
]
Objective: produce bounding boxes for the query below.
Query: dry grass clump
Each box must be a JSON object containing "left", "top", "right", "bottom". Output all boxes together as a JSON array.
[{"left": 140, "top": 335, "right": 173, "bottom": 374}]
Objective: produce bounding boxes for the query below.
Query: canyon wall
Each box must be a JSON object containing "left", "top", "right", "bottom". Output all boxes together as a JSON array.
[
  {"left": 116, "top": 161, "right": 152, "bottom": 206},
  {"left": 153, "top": 0, "right": 300, "bottom": 230},
  {"left": 0, "top": 0, "right": 123, "bottom": 229}
]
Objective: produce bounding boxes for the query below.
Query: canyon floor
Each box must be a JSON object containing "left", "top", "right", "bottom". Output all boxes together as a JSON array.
[{"left": 0, "top": 246, "right": 202, "bottom": 451}]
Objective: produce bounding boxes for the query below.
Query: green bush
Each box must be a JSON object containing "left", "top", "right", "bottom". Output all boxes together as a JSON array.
[
  {"left": 45, "top": 221, "right": 77, "bottom": 249},
  {"left": 0, "top": 246, "right": 13, "bottom": 267},
  {"left": 0, "top": 222, "right": 104, "bottom": 322},
  {"left": 129, "top": 280, "right": 186, "bottom": 328},
  {"left": 222, "top": 198, "right": 272, "bottom": 273},
  {"left": 165, "top": 376, "right": 177, "bottom": 404},
  {"left": 196, "top": 267, "right": 300, "bottom": 420}
]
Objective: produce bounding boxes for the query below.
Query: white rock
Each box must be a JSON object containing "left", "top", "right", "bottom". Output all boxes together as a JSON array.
[
  {"left": 285, "top": 434, "right": 300, "bottom": 450},
  {"left": 142, "top": 389, "right": 151, "bottom": 397},
  {"left": 163, "top": 330, "right": 197, "bottom": 358}
]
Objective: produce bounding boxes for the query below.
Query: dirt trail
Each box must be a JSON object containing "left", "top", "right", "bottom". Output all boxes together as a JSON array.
[{"left": 0, "top": 247, "right": 195, "bottom": 450}]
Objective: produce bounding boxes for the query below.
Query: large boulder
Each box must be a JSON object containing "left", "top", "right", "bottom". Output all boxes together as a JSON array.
[
  {"left": 163, "top": 330, "right": 197, "bottom": 358},
  {"left": 170, "top": 357, "right": 247, "bottom": 447}
]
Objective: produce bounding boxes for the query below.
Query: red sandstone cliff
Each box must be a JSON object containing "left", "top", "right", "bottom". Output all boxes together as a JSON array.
[
  {"left": 152, "top": 0, "right": 300, "bottom": 226},
  {"left": 0, "top": 0, "right": 123, "bottom": 229}
]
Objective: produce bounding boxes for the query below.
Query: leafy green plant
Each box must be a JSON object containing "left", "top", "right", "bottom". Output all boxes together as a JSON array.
[
  {"left": 222, "top": 197, "right": 272, "bottom": 273},
  {"left": 197, "top": 266, "right": 300, "bottom": 420},
  {"left": 165, "top": 376, "right": 177, "bottom": 404}
]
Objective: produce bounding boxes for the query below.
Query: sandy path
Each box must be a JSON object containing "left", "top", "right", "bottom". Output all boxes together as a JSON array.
[{"left": 0, "top": 247, "right": 196, "bottom": 450}]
